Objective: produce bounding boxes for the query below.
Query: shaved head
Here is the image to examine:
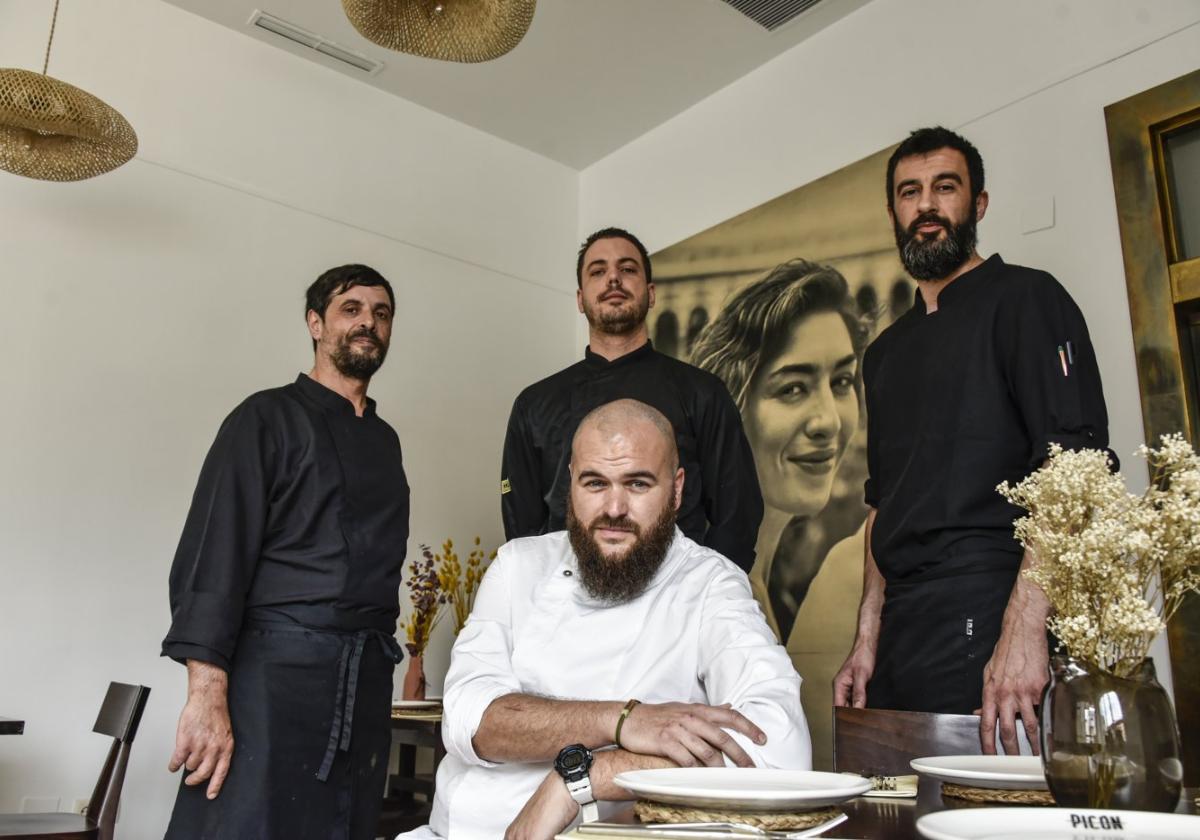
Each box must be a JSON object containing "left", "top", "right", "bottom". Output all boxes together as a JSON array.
[{"left": 570, "top": 399, "right": 679, "bottom": 473}]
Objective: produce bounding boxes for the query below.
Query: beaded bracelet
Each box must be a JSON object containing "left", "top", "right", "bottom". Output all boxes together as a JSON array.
[{"left": 614, "top": 698, "right": 640, "bottom": 748}]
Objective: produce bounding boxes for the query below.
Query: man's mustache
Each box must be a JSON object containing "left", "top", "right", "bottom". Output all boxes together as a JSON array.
[
  {"left": 345, "top": 327, "right": 382, "bottom": 348},
  {"left": 907, "top": 211, "right": 951, "bottom": 235},
  {"left": 589, "top": 514, "right": 639, "bottom": 535}
]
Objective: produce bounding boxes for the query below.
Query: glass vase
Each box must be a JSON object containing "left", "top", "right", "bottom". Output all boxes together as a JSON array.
[{"left": 1040, "top": 654, "right": 1183, "bottom": 811}]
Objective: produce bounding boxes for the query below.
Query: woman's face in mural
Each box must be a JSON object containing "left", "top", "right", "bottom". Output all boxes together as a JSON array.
[{"left": 743, "top": 311, "right": 859, "bottom": 517}]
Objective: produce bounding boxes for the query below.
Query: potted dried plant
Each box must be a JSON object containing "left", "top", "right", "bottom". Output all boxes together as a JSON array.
[
  {"left": 400, "top": 537, "right": 498, "bottom": 700},
  {"left": 401, "top": 545, "right": 448, "bottom": 700},
  {"left": 999, "top": 435, "right": 1200, "bottom": 810}
]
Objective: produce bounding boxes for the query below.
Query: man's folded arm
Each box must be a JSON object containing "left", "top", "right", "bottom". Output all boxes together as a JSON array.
[{"left": 472, "top": 694, "right": 624, "bottom": 763}]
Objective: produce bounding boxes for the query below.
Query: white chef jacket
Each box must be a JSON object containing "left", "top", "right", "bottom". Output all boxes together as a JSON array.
[{"left": 399, "top": 529, "right": 811, "bottom": 840}]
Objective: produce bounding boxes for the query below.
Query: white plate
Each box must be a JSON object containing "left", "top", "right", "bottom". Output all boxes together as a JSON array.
[
  {"left": 917, "top": 807, "right": 1200, "bottom": 840},
  {"left": 391, "top": 699, "right": 442, "bottom": 709},
  {"left": 612, "top": 768, "right": 871, "bottom": 811},
  {"left": 910, "top": 755, "right": 1047, "bottom": 790}
]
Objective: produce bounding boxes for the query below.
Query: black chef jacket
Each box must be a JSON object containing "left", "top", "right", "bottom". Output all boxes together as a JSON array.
[
  {"left": 501, "top": 341, "right": 763, "bottom": 571},
  {"left": 863, "top": 254, "right": 1113, "bottom": 582},
  {"left": 163, "top": 373, "right": 410, "bottom": 668}
]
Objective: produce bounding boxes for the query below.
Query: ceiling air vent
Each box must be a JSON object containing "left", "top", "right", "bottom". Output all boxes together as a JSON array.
[
  {"left": 248, "top": 10, "right": 384, "bottom": 75},
  {"left": 721, "top": 0, "right": 826, "bottom": 32}
]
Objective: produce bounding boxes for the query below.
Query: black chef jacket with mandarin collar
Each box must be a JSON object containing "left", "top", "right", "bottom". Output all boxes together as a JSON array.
[
  {"left": 863, "top": 254, "right": 1113, "bottom": 583},
  {"left": 162, "top": 373, "right": 410, "bottom": 669}
]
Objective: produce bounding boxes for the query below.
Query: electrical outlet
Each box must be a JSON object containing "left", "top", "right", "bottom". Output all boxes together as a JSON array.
[
  {"left": 20, "top": 797, "right": 60, "bottom": 813},
  {"left": 72, "top": 799, "right": 90, "bottom": 816}
]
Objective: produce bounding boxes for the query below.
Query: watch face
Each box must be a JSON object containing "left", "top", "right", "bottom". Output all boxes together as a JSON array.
[{"left": 555, "top": 743, "right": 593, "bottom": 779}]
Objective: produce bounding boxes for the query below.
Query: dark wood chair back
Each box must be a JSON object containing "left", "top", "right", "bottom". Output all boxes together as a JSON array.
[
  {"left": 87, "top": 683, "right": 151, "bottom": 840},
  {"left": 833, "top": 706, "right": 982, "bottom": 776},
  {"left": 0, "top": 682, "right": 150, "bottom": 840}
]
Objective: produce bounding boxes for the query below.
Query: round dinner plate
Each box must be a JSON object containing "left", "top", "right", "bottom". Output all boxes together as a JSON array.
[
  {"left": 917, "top": 806, "right": 1200, "bottom": 840},
  {"left": 910, "top": 755, "right": 1048, "bottom": 790},
  {"left": 612, "top": 768, "right": 872, "bottom": 811}
]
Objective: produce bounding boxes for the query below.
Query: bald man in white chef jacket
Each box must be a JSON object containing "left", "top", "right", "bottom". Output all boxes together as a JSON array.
[{"left": 400, "top": 400, "right": 811, "bottom": 840}]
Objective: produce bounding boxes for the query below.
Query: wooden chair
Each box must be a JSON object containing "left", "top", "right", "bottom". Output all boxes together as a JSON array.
[
  {"left": 0, "top": 683, "right": 151, "bottom": 840},
  {"left": 833, "top": 706, "right": 984, "bottom": 777}
]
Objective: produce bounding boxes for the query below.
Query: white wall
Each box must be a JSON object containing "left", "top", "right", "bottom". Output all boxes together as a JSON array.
[
  {"left": 0, "top": 0, "right": 577, "bottom": 836},
  {"left": 581, "top": 0, "right": 1200, "bottom": 696}
]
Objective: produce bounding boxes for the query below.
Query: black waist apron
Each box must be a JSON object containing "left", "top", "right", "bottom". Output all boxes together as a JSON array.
[
  {"left": 165, "top": 619, "right": 403, "bottom": 840},
  {"left": 866, "top": 564, "right": 1018, "bottom": 714}
]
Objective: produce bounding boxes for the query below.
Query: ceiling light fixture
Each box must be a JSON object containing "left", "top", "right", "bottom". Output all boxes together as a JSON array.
[
  {"left": 342, "top": 0, "right": 536, "bottom": 64},
  {"left": 0, "top": 0, "right": 138, "bottom": 182}
]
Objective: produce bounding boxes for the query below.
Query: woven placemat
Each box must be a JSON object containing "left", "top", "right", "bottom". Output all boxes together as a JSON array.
[
  {"left": 634, "top": 801, "right": 840, "bottom": 830},
  {"left": 942, "top": 782, "right": 1054, "bottom": 805}
]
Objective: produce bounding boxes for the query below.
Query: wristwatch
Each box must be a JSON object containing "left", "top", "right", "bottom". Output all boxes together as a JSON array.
[{"left": 554, "top": 743, "right": 599, "bottom": 822}]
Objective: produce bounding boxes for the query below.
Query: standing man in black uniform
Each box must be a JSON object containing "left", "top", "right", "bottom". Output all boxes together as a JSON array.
[
  {"left": 162, "top": 265, "right": 409, "bottom": 839},
  {"left": 833, "top": 128, "right": 1112, "bottom": 755},
  {"left": 501, "top": 227, "right": 763, "bottom": 571}
]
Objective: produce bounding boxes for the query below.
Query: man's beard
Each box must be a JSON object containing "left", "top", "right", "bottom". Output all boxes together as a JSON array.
[
  {"left": 330, "top": 328, "right": 387, "bottom": 380},
  {"left": 894, "top": 209, "right": 978, "bottom": 281},
  {"left": 566, "top": 495, "right": 677, "bottom": 605},
  {"left": 584, "top": 290, "right": 650, "bottom": 336}
]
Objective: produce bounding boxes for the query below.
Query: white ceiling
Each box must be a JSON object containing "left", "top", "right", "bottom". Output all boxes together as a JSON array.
[{"left": 161, "top": 0, "right": 870, "bottom": 169}]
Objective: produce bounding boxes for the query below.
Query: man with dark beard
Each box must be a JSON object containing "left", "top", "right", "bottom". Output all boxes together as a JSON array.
[
  {"left": 500, "top": 227, "right": 763, "bottom": 572},
  {"left": 401, "top": 400, "right": 810, "bottom": 840},
  {"left": 833, "top": 127, "right": 1112, "bottom": 756},
  {"left": 162, "top": 264, "right": 410, "bottom": 839}
]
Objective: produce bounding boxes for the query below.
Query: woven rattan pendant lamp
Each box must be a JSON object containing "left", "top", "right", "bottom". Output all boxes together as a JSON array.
[
  {"left": 0, "top": 0, "right": 137, "bottom": 181},
  {"left": 343, "top": 0, "right": 536, "bottom": 63}
]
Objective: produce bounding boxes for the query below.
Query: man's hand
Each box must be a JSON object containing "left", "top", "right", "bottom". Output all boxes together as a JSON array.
[
  {"left": 833, "top": 642, "right": 876, "bottom": 708},
  {"left": 617, "top": 702, "right": 765, "bottom": 768},
  {"left": 979, "top": 552, "right": 1051, "bottom": 756},
  {"left": 835, "top": 509, "right": 882, "bottom": 709},
  {"left": 168, "top": 660, "right": 234, "bottom": 799},
  {"left": 979, "top": 622, "right": 1048, "bottom": 756},
  {"left": 505, "top": 770, "right": 578, "bottom": 840}
]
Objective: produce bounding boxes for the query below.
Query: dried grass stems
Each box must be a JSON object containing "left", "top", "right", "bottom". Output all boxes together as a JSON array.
[
  {"left": 403, "top": 537, "right": 497, "bottom": 656},
  {"left": 998, "top": 434, "right": 1200, "bottom": 677}
]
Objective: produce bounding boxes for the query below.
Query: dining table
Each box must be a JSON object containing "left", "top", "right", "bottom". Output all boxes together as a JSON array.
[
  {"left": 601, "top": 779, "right": 1199, "bottom": 839},
  {"left": 0, "top": 718, "right": 24, "bottom": 735}
]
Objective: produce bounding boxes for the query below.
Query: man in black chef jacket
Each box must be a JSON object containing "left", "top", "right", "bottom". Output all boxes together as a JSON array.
[
  {"left": 833, "top": 127, "right": 1112, "bottom": 756},
  {"left": 161, "top": 264, "right": 410, "bottom": 839},
  {"left": 501, "top": 227, "right": 763, "bottom": 572}
]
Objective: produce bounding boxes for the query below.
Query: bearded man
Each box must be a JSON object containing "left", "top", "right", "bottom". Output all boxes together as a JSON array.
[
  {"left": 833, "top": 127, "right": 1112, "bottom": 756},
  {"left": 403, "top": 399, "right": 810, "bottom": 840},
  {"left": 162, "top": 264, "right": 409, "bottom": 839},
  {"left": 500, "top": 227, "right": 763, "bottom": 572}
]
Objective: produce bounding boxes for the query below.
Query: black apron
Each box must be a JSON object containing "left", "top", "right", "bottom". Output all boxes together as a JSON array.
[
  {"left": 866, "top": 565, "right": 1018, "bottom": 714},
  {"left": 164, "top": 619, "right": 402, "bottom": 840}
]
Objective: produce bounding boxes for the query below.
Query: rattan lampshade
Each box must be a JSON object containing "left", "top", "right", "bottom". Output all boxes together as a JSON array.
[
  {"left": 0, "top": 67, "right": 137, "bottom": 181},
  {"left": 343, "top": 0, "right": 536, "bottom": 63}
]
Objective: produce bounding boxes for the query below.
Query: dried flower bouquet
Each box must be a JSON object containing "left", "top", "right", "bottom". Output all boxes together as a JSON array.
[{"left": 998, "top": 434, "right": 1200, "bottom": 677}]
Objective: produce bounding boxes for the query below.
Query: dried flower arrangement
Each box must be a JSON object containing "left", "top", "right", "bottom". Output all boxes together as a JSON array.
[
  {"left": 402, "top": 537, "right": 498, "bottom": 657},
  {"left": 998, "top": 434, "right": 1200, "bottom": 677},
  {"left": 434, "top": 536, "right": 498, "bottom": 634},
  {"left": 402, "top": 544, "right": 449, "bottom": 658}
]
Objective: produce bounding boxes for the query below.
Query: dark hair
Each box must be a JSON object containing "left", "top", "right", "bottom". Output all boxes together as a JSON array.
[
  {"left": 305, "top": 264, "right": 395, "bottom": 350},
  {"left": 690, "top": 260, "right": 868, "bottom": 411},
  {"left": 886, "top": 126, "right": 985, "bottom": 209},
  {"left": 576, "top": 227, "right": 652, "bottom": 287}
]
